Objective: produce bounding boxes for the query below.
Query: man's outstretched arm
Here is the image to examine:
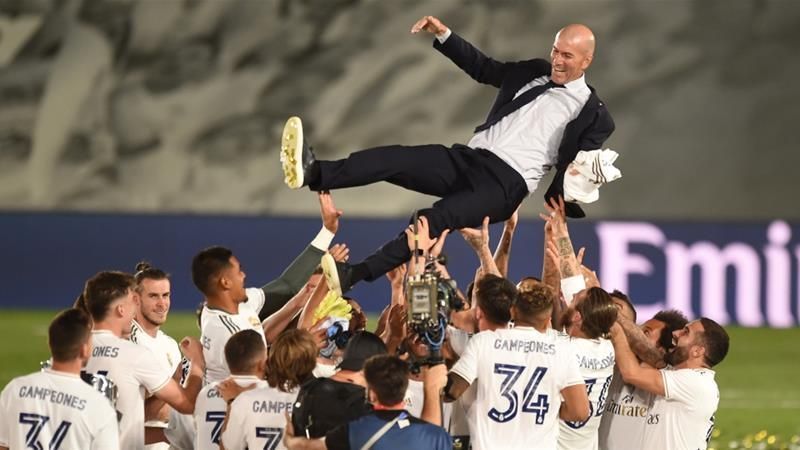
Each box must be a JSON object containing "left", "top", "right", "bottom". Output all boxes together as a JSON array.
[
  {"left": 411, "top": 15, "right": 509, "bottom": 88},
  {"left": 259, "top": 192, "right": 341, "bottom": 320}
]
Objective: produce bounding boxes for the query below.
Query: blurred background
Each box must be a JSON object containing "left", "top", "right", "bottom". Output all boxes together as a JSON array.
[{"left": 0, "top": 0, "right": 798, "bottom": 446}]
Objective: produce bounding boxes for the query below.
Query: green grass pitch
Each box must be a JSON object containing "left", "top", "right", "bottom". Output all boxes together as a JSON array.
[{"left": 1, "top": 309, "right": 798, "bottom": 448}]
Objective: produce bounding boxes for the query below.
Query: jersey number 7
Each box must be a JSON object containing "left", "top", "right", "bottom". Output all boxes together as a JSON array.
[
  {"left": 488, "top": 364, "right": 550, "bottom": 424},
  {"left": 18, "top": 413, "right": 72, "bottom": 450}
]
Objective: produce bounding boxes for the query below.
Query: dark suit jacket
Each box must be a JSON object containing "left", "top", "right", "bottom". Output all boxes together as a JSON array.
[{"left": 433, "top": 32, "right": 615, "bottom": 218}]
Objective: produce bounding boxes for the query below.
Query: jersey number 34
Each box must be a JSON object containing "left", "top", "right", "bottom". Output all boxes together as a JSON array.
[{"left": 488, "top": 364, "right": 550, "bottom": 424}]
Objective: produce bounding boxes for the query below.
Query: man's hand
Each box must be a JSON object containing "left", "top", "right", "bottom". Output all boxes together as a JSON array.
[
  {"left": 539, "top": 196, "right": 569, "bottom": 237},
  {"left": 404, "top": 216, "right": 438, "bottom": 253},
  {"left": 423, "top": 364, "right": 448, "bottom": 393},
  {"left": 328, "top": 243, "right": 349, "bottom": 263},
  {"left": 459, "top": 216, "right": 490, "bottom": 252},
  {"left": 179, "top": 337, "right": 205, "bottom": 372},
  {"left": 318, "top": 191, "right": 342, "bottom": 234},
  {"left": 387, "top": 304, "right": 408, "bottom": 341},
  {"left": 410, "top": 15, "right": 448, "bottom": 36},
  {"left": 217, "top": 378, "right": 255, "bottom": 404},
  {"left": 385, "top": 263, "right": 407, "bottom": 288}
]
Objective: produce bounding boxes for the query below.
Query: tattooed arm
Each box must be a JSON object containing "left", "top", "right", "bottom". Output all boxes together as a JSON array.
[
  {"left": 493, "top": 208, "right": 518, "bottom": 278},
  {"left": 618, "top": 314, "right": 667, "bottom": 369},
  {"left": 540, "top": 197, "right": 584, "bottom": 304}
]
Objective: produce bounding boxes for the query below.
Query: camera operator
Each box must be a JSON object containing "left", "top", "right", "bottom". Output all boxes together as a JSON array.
[
  {"left": 291, "top": 332, "right": 388, "bottom": 439},
  {"left": 285, "top": 355, "right": 452, "bottom": 450}
]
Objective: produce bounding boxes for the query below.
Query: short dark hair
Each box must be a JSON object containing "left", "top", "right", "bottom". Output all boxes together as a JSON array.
[
  {"left": 83, "top": 271, "right": 136, "bottom": 322},
  {"left": 191, "top": 246, "right": 233, "bottom": 295},
  {"left": 610, "top": 290, "right": 636, "bottom": 323},
  {"left": 363, "top": 355, "right": 409, "bottom": 406},
  {"left": 475, "top": 274, "right": 517, "bottom": 325},
  {"left": 134, "top": 261, "right": 169, "bottom": 289},
  {"left": 266, "top": 329, "right": 318, "bottom": 392},
  {"left": 49, "top": 308, "right": 92, "bottom": 362},
  {"left": 224, "top": 329, "right": 266, "bottom": 375},
  {"left": 514, "top": 285, "right": 555, "bottom": 321},
  {"left": 698, "top": 318, "right": 730, "bottom": 367},
  {"left": 578, "top": 287, "right": 618, "bottom": 339},
  {"left": 652, "top": 309, "right": 688, "bottom": 350}
]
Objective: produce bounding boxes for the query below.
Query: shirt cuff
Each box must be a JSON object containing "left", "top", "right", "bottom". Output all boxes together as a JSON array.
[
  {"left": 310, "top": 226, "right": 335, "bottom": 251},
  {"left": 435, "top": 28, "right": 452, "bottom": 44},
  {"left": 560, "top": 275, "right": 586, "bottom": 305}
]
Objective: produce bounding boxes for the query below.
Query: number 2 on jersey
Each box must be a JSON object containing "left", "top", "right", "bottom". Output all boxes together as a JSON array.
[
  {"left": 18, "top": 413, "right": 71, "bottom": 450},
  {"left": 488, "top": 364, "right": 550, "bottom": 424}
]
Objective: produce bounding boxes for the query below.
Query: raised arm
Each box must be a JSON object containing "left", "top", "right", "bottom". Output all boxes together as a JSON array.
[
  {"left": 493, "top": 208, "right": 518, "bottom": 278},
  {"left": 609, "top": 323, "right": 666, "bottom": 396},
  {"left": 412, "top": 15, "right": 509, "bottom": 88},
  {"left": 459, "top": 217, "right": 501, "bottom": 277},
  {"left": 259, "top": 192, "right": 341, "bottom": 320},
  {"left": 540, "top": 197, "right": 584, "bottom": 304},
  {"left": 617, "top": 314, "right": 667, "bottom": 369},
  {"left": 153, "top": 338, "right": 206, "bottom": 414}
]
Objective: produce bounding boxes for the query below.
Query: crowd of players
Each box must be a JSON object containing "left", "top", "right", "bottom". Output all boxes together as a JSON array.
[{"left": 0, "top": 192, "right": 730, "bottom": 450}]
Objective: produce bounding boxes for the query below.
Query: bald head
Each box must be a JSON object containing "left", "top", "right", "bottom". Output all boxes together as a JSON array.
[
  {"left": 550, "top": 24, "right": 596, "bottom": 85},
  {"left": 557, "top": 24, "right": 596, "bottom": 57}
]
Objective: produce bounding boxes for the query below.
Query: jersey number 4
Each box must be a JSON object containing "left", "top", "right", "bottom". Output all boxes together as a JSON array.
[
  {"left": 18, "top": 413, "right": 72, "bottom": 450},
  {"left": 488, "top": 364, "right": 550, "bottom": 424}
]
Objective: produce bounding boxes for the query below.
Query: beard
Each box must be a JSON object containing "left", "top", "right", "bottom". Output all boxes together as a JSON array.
[{"left": 665, "top": 344, "right": 690, "bottom": 366}]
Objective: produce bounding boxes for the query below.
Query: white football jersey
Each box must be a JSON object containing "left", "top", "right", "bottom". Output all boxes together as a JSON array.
[
  {"left": 130, "top": 320, "right": 182, "bottom": 376},
  {"left": 598, "top": 366, "right": 654, "bottom": 450},
  {"left": 446, "top": 325, "right": 474, "bottom": 441},
  {"left": 201, "top": 288, "right": 266, "bottom": 384},
  {"left": 641, "top": 368, "right": 719, "bottom": 450},
  {"left": 195, "top": 376, "right": 267, "bottom": 450},
  {"left": 220, "top": 383, "right": 296, "bottom": 450},
  {"left": 0, "top": 369, "right": 119, "bottom": 450},
  {"left": 557, "top": 336, "right": 615, "bottom": 450},
  {"left": 450, "top": 327, "right": 584, "bottom": 450},
  {"left": 84, "top": 329, "right": 172, "bottom": 450},
  {"left": 130, "top": 320, "right": 182, "bottom": 450},
  {"left": 403, "top": 378, "right": 452, "bottom": 427}
]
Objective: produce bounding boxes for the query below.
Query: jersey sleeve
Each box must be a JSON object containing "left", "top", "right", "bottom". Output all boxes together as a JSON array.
[
  {"left": 557, "top": 339, "right": 585, "bottom": 391},
  {"left": 244, "top": 287, "right": 266, "bottom": 316},
  {"left": 90, "top": 403, "right": 120, "bottom": 450},
  {"left": 661, "top": 369, "right": 706, "bottom": 404},
  {"left": 220, "top": 397, "right": 248, "bottom": 450},
  {"left": 134, "top": 345, "right": 172, "bottom": 394},
  {"left": 447, "top": 326, "right": 471, "bottom": 357},
  {"left": 0, "top": 383, "right": 11, "bottom": 446},
  {"left": 450, "top": 333, "right": 482, "bottom": 385}
]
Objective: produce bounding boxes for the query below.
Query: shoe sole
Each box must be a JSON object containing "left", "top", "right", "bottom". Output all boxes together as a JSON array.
[
  {"left": 280, "top": 116, "right": 304, "bottom": 189},
  {"left": 320, "top": 253, "right": 343, "bottom": 297}
]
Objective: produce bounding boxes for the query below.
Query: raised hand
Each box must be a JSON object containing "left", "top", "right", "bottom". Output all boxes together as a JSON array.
[
  {"left": 318, "top": 191, "right": 343, "bottom": 233},
  {"left": 459, "top": 216, "right": 490, "bottom": 252},
  {"left": 328, "top": 243, "right": 349, "bottom": 263},
  {"left": 404, "top": 216, "right": 438, "bottom": 253},
  {"left": 539, "top": 196, "right": 568, "bottom": 237},
  {"left": 386, "top": 263, "right": 407, "bottom": 288},
  {"left": 410, "top": 15, "right": 448, "bottom": 36}
]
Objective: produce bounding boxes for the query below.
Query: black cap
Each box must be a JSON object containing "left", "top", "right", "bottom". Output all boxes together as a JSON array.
[{"left": 337, "top": 331, "right": 387, "bottom": 372}]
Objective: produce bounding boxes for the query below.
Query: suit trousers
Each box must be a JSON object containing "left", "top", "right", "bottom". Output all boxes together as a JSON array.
[{"left": 309, "top": 144, "right": 529, "bottom": 281}]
